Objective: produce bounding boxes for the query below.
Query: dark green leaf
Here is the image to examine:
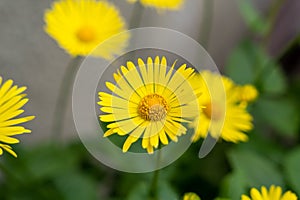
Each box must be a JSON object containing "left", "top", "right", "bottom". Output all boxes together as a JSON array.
[
  {"left": 284, "top": 147, "right": 300, "bottom": 195},
  {"left": 220, "top": 170, "right": 247, "bottom": 200},
  {"left": 54, "top": 171, "right": 98, "bottom": 200},
  {"left": 254, "top": 97, "right": 299, "bottom": 136},
  {"left": 261, "top": 64, "right": 287, "bottom": 94},
  {"left": 228, "top": 149, "right": 284, "bottom": 187}
]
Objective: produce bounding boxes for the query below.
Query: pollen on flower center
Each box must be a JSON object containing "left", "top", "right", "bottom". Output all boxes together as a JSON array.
[
  {"left": 203, "top": 102, "right": 223, "bottom": 120},
  {"left": 138, "top": 94, "right": 169, "bottom": 121},
  {"left": 76, "top": 26, "right": 96, "bottom": 43}
]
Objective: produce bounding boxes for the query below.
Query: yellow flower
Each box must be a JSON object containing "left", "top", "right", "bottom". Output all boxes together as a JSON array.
[
  {"left": 98, "top": 56, "right": 201, "bottom": 154},
  {"left": 127, "top": 0, "right": 185, "bottom": 11},
  {"left": 183, "top": 192, "right": 201, "bottom": 200},
  {"left": 241, "top": 185, "right": 298, "bottom": 200},
  {"left": 44, "top": 0, "right": 128, "bottom": 59},
  {"left": 191, "top": 71, "right": 253, "bottom": 143},
  {"left": 0, "top": 77, "right": 35, "bottom": 157}
]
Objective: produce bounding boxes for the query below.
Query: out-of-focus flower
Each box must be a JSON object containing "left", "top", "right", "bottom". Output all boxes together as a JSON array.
[
  {"left": 241, "top": 185, "right": 298, "bottom": 200},
  {"left": 191, "top": 71, "right": 253, "bottom": 143},
  {"left": 127, "top": 0, "right": 185, "bottom": 11},
  {"left": 98, "top": 56, "right": 201, "bottom": 154},
  {"left": 236, "top": 84, "right": 258, "bottom": 103},
  {"left": 44, "top": 0, "right": 128, "bottom": 59},
  {"left": 183, "top": 192, "right": 201, "bottom": 200},
  {"left": 0, "top": 77, "right": 35, "bottom": 157}
]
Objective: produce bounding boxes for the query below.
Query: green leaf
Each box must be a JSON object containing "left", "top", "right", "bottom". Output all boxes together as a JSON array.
[
  {"left": 225, "top": 41, "right": 268, "bottom": 84},
  {"left": 261, "top": 64, "right": 287, "bottom": 94},
  {"left": 254, "top": 97, "right": 299, "bottom": 136},
  {"left": 127, "top": 181, "right": 178, "bottom": 200},
  {"left": 25, "top": 145, "right": 79, "bottom": 180},
  {"left": 127, "top": 182, "right": 149, "bottom": 200},
  {"left": 284, "top": 147, "right": 300, "bottom": 196},
  {"left": 237, "top": 0, "right": 269, "bottom": 35},
  {"left": 157, "top": 181, "right": 178, "bottom": 200},
  {"left": 228, "top": 149, "right": 284, "bottom": 188},
  {"left": 225, "top": 41, "right": 287, "bottom": 95},
  {"left": 225, "top": 42, "right": 256, "bottom": 84},
  {"left": 220, "top": 171, "right": 247, "bottom": 200},
  {"left": 54, "top": 171, "right": 98, "bottom": 200}
]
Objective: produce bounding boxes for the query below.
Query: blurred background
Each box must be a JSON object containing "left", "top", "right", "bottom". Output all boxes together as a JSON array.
[{"left": 0, "top": 0, "right": 299, "bottom": 199}]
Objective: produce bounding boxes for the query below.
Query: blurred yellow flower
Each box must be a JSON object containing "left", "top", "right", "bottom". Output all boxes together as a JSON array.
[
  {"left": 127, "top": 0, "right": 185, "bottom": 11},
  {"left": 183, "top": 192, "right": 201, "bottom": 200},
  {"left": 0, "top": 77, "right": 35, "bottom": 157},
  {"left": 98, "top": 56, "right": 201, "bottom": 154},
  {"left": 241, "top": 185, "right": 298, "bottom": 200},
  {"left": 236, "top": 84, "right": 258, "bottom": 103},
  {"left": 44, "top": 0, "right": 128, "bottom": 59},
  {"left": 191, "top": 71, "right": 253, "bottom": 143}
]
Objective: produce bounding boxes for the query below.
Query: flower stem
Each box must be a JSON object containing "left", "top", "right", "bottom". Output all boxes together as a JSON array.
[
  {"left": 263, "top": 0, "right": 286, "bottom": 46},
  {"left": 148, "top": 150, "right": 161, "bottom": 200},
  {"left": 129, "top": 1, "right": 144, "bottom": 29},
  {"left": 51, "top": 56, "right": 82, "bottom": 140},
  {"left": 199, "top": 0, "right": 214, "bottom": 49},
  {"left": 149, "top": 169, "right": 159, "bottom": 200},
  {"left": 0, "top": 161, "right": 22, "bottom": 183}
]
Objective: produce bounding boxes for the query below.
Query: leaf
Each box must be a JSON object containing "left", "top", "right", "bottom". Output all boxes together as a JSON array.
[
  {"left": 127, "top": 181, "right": 178, "bottom": 200},
  {"left": 237, "top": 0, "right": 270, "bottom": 35},
  {"left": 225, "top": 41, "right": 287, "bottom": 95},
  {"left": 157, "top": 181, "right": 178, "bottom": 200},
  {"left": 220, "top": 171, "right": 247, "bottom": 200},
  {"left": 261, "top": 64, "right": 287, "bottom": 94},
  {"left": 225, "top": 41, "right": 269, "bottom": 84},
  {"left": 284, "top": 147, "right": 300, "bottom": 196},
  {"left": 254, "top": 97, "right": 299, "bottom": 136},
  {"left": 25, "top": 144, "right": 79, "bottom": 179},
  {"left": 228, "top": 149, "right": 284, "bottom": 188},
  {"left": 54, "top": 171, "right": 98, "bottom": 200},
  {"left": 126, "top": 182, "right": 149, "bottom": 200},
  {"left": 225, "top": 42, "right": 256, "bottom": 84}
]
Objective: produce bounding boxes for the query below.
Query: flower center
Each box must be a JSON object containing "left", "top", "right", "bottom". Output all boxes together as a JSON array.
[
  {"left": 203, "top": 102, "right": 223, "bottom": 120},
  {"left": 76, "top": 26, "right": 96, "bottom": 43},
  {"left": 138, "top": 94, "right": 168, "bottom": 121}
]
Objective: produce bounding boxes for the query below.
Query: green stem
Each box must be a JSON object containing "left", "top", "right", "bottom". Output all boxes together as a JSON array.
[
  {"left": 148, "top": 151, "right": 161, "bottom": 200},
  {"left": 0, "top": 161, "right": 23, "bottom": 183},
  {"left": 129, "top": 1, "right": 145, "bottom": 29},
  {"left": 149, "top": 169, "right": 159, "bottom": 200},
  {"left": 254, "top": 0, "right": 287, "bottom": 83},
  {"left": 51, "top": 56, "right": 82, "bottom": 140},
  {"left": 199, "top": 0, "right": 214, "bottom": 49},
  {"left": 263, "top": 0, "right": 286, "bottom": 46}
]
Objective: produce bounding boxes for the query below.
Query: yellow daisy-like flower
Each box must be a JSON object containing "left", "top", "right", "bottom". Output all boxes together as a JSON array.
[
  {"left": 191, "top": 71, "right": 253, "bottom": 143},
  {"left": 98, "top": 56, "right": 201, "bottom": 154},
  {"left": 127, "top": 0, "right": 185, "bottom": 11},
  {"left": 236, "top": 84, "right": 259, "bottom": 103},
  {"left": 0, "top": 77, "right": 35, "bottom": 157},
  {"left": 241, "top": 185, "right": 298, "bottom": 200},
  {"left": 183, "top": 192, "right": 201, "bottom": 200},
  {"left": 44, "top": 0, "right": 128, "bottom": 59}
]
